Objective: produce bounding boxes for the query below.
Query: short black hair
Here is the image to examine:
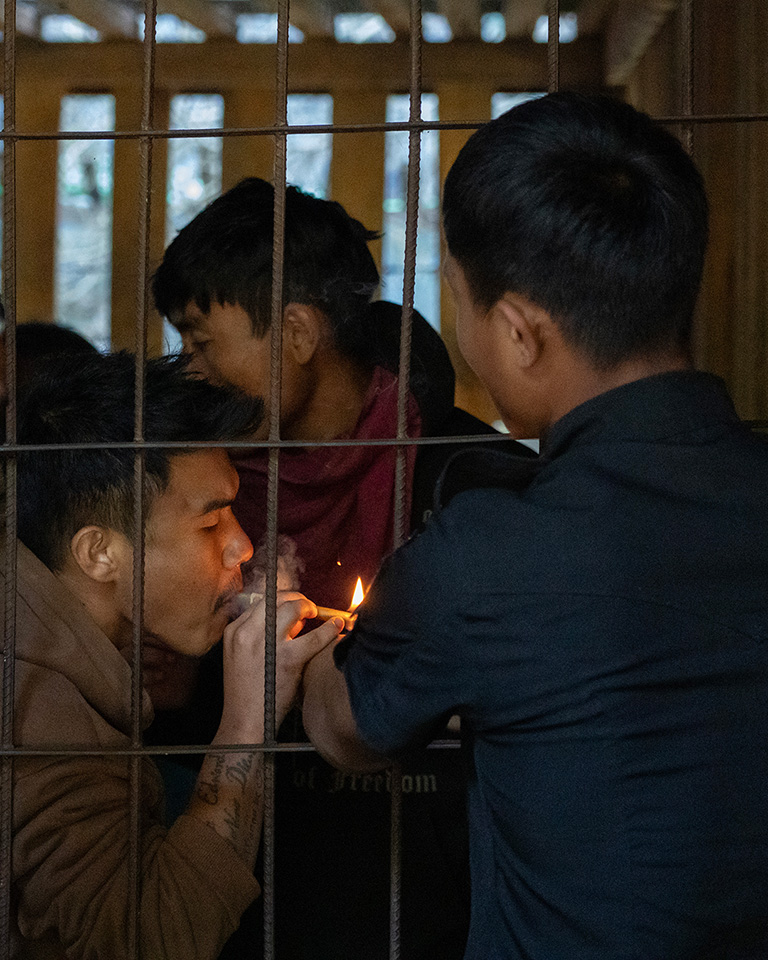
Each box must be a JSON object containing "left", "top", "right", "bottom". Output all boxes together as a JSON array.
[
  {"left": 152, "top": 177, "right": 381, "bottom": 362},
  {"left": 13, "top": 321, "right": 99, "bottom": 389},
  {"left": 443, "top": 92, "right": 709, "bottom": 368},
  {"left": 16, "top": 351, "right": 263, "bottom": 570}
]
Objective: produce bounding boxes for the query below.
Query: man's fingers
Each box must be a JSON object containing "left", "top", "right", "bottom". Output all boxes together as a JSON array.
[
  {"left": 290, "top": 617, "right": 344, "bottom": 662},
  {"left": 225, "top": 593, "right": 320, "bottom": 650},
  {"left": 276, "top": 596, "right": 318, "bottom": 639}
]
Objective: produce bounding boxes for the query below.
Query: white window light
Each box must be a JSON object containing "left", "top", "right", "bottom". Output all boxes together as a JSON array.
[
  {"left": 533, "top": 12, "right": 578, "bottom": 43},
  {"left": 163, "top": 94, "right": 225, "bottom": 353},
  {"left": 137, "top": 14, "right": 206, "bottom": 43},
  {"left": 481, "top": 12, "right": 506, "bottom": 43},
  {"left": 382, "top": 94, "right": 441, "bottom": 330},
  {"left": 334, "top": 14, "right": 395, "bottom": 43},
  {"left": 286, "top": 94, "right": 334, "bottom": 200},
  {"left": 165, "top": 94, "right": 224, "bottom": 245},
  {"left": 17, "top": 2, "right": 40, "bottom": 35},
  {"left": 236, "top": 14, "right": 304, "bottom": 44},
  {"left": 422, "top": 13, "right": 452, "bottom": 43},
  {"left": 491, "top": 91, "right": 546, "bottom": 119},
  {"left": 41, "top": 15, "right": 100, "bottom": 43},
  {"left": 55, "top": 94, "right": 116, "bottom": 350}
]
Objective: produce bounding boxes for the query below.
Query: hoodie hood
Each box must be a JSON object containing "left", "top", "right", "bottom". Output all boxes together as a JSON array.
[{"left": 1, "top": 540, "right": 152, "bottom": 745}]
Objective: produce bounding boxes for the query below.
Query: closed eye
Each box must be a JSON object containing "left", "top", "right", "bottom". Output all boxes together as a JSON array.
[{"left": 198, "top": 500, "right": 236, "bottom": 530}]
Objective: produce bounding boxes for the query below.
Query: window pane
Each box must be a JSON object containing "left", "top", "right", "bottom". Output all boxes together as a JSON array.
[
  {"left": 236, "top": 14, "right": 304, "bottom": 43},
  {"left": 423, "top": 13, "right": 452, "bottom": 43},
  {"left": 481, "top": 13, "right": 506, "bottom": 43},
  {"left": 164, "top": 94, "right": 224, "bottom": 351},
  {"left": 334, "top": 14, "right": 395, "bottom": 43},
  {"left": 54, "top": 95, "right": 115, "bottom": 350},
  {"left": 491, "top": 92, "right": 546, "bottom": 119},
  {"left": 532, "top": 12, "right": 578, "bottom": 43},
  {"left": 382, "top": 94, "right": 440, "bottom": 330},
  {"left": 286, "top": 94, "right": 333, "bottom": 199},
  {"left": 137, "top": 14, "right": 206, "bottom": 43},
  {"left": 41, "top": 15, "right": 100, "bottom": 42},
  {"left": 166, "top": 94, "right": 224, "bottom": 243}
]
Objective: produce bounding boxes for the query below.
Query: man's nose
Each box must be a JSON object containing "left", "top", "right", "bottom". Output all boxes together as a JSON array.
[
  {"left": 223, "top": 516, "right": 253, "bottom": 570},
  {"left": 182, "top": 349, "right": 209, "bottom": 380}
]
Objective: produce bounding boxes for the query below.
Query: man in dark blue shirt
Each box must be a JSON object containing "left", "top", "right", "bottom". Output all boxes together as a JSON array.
[{"left": 301, "top": 92, "right": 768, "bottom": 959}]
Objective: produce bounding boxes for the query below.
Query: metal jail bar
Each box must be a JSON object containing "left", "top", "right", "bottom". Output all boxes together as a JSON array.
[
  {"left": 1, "top": 0, "right": 19, "bottom": 956},
  {"left": 1, "top": 1, "right": 753, "bottom": 959}
]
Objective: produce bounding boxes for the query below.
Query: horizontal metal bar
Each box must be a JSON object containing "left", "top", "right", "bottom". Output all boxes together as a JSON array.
[
  {"left": 4, "top": 111, "right": 768, "bottom": 144},
  {"left": 0, "top": 739, "right": 460, "bottom": 758},
  {"left": 3, "top": 423, "right": 762, "bottom": 452},
  {"left": 0, "top": 120, "right": 470, "bottom": 142},
  {"left": 0, "top": 433, "right": 518, "bottom": 454}
]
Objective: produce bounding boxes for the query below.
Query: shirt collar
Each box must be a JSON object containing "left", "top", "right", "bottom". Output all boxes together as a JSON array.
[{"left": 540, "top": 371, "right": 739, "bottom": 460}]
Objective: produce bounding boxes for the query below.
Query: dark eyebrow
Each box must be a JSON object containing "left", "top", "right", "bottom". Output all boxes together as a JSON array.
[
  {"left": 172, "top": 317, "right": 197, "bottom": 334},
  {"left": 198, "top": 498, "right": 234, "bottom": 516},
  {"left": 171, "top": 308, "right": 206, "bottom": 334}
]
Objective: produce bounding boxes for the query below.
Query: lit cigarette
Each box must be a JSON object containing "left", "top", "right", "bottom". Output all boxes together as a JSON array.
[
  {"left": 315, "top": 605, "right": 358, "bottom": 626},
  {"left": 236, "top": 593, "right": 358, "bottom": 627}
]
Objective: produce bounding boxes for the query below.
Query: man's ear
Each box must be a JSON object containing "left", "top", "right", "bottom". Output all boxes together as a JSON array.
[
  {"left": 489, "top": 293, "right": 549, "bottom": 370},
  {"left": 69, "top": 526, "right": 129, "bottom": 584},
  {"left": 282, "top": 303, "right": 323, "bottom": 366}
]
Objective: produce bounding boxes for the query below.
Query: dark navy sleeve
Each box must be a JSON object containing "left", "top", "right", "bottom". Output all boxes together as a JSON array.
[{"left": 333, "top": 512, "right": 469, "bottom": 756}]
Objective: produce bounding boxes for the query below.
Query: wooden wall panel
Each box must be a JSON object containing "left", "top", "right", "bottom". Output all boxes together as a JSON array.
[
  {"left": 730, "top": 0, "right": 768, "bottom": 418},
  {"left": 436, "top": 80, "right": 497, "bottom": 425},
  {"left": 626, "top": 0, "right": 768, "bottom": 420},
  {"left": 111, "top": 88, "right": 169, "bottom": 353},
  {"left": 14, "top": 79, "right": 61, "bottom": 326},
  {"left": 221, "top": 89, "right": 275, "bottom": 191},
  {"left": 330, "top": 91, "right": 387, "bottom": 267}
]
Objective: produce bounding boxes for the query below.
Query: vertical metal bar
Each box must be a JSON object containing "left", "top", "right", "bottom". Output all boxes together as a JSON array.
[
  {"left": 388, "top": 3, "right": 423, "bottom": 957},
  {"left": 547, "top": 0, "right": 560, "bottom": 93},
  {"left": 263, "top": 1, "right": 290, "bottom": 956},
  {"left": 394, "top": 0, "right": 422, "bottom": 553},
  {"left": 680, "top": 0, "right": 694, "bottom": 154},
  {"left": 127, "top": 2, "right": 157, "bottom": 956},
  {"left": 388, "top": 765, "right": 404, "bottom": 960},
  {"left": 0, "top": 2, "right": 18, "bottom": 956}
]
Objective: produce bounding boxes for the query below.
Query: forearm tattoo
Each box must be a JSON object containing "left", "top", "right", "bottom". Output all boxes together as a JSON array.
[
  {"left": 194, "top": 747, "right": 265, "bottom": 860},
  {"left": 196, "top": 752, "right": 225, "bottom": 806}
]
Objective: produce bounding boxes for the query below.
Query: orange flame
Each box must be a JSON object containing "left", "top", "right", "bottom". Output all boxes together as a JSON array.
[{"left": 350, "top": 577, "right": 365, "bottom": 611}]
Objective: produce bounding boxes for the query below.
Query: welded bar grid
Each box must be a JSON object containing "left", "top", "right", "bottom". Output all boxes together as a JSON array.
[{"left": 2, "top": 3, "right": 764, "bottom": 960}]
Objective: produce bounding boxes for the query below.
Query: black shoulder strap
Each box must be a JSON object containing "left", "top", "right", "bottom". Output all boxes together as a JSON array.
[{"left": 435, "top": 445, "right": 545, "bottom": 512}]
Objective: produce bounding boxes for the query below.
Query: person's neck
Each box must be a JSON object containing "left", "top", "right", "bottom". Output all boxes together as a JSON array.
[
  {"left": 283, "top": 355, "right": 372, "bottom": 443},
  {"left": 55, "top": 564, "right": 126, "bottom": 648},
  {"left": 544, "top": 351, "right": 693, "bottom": 431}
]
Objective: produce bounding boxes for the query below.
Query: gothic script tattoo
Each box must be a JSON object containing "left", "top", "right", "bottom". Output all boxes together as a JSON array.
[{"left": 196, "top": 752, "right": 225, "bottom": 805}]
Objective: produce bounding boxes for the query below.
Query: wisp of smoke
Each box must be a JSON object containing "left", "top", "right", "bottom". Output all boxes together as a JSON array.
[{"left": 234, "top": 535, "right": 306, "bottom": 615}]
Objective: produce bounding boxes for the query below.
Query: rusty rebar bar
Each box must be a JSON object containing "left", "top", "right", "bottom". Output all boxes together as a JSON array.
[{"left": 0, "top": 3, "right": 18, "bottom": 955}]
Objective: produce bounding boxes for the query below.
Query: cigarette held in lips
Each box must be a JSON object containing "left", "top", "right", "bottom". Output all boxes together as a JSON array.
[{"left": 236, "top": 593, "right": 358, "bottom": 626}]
